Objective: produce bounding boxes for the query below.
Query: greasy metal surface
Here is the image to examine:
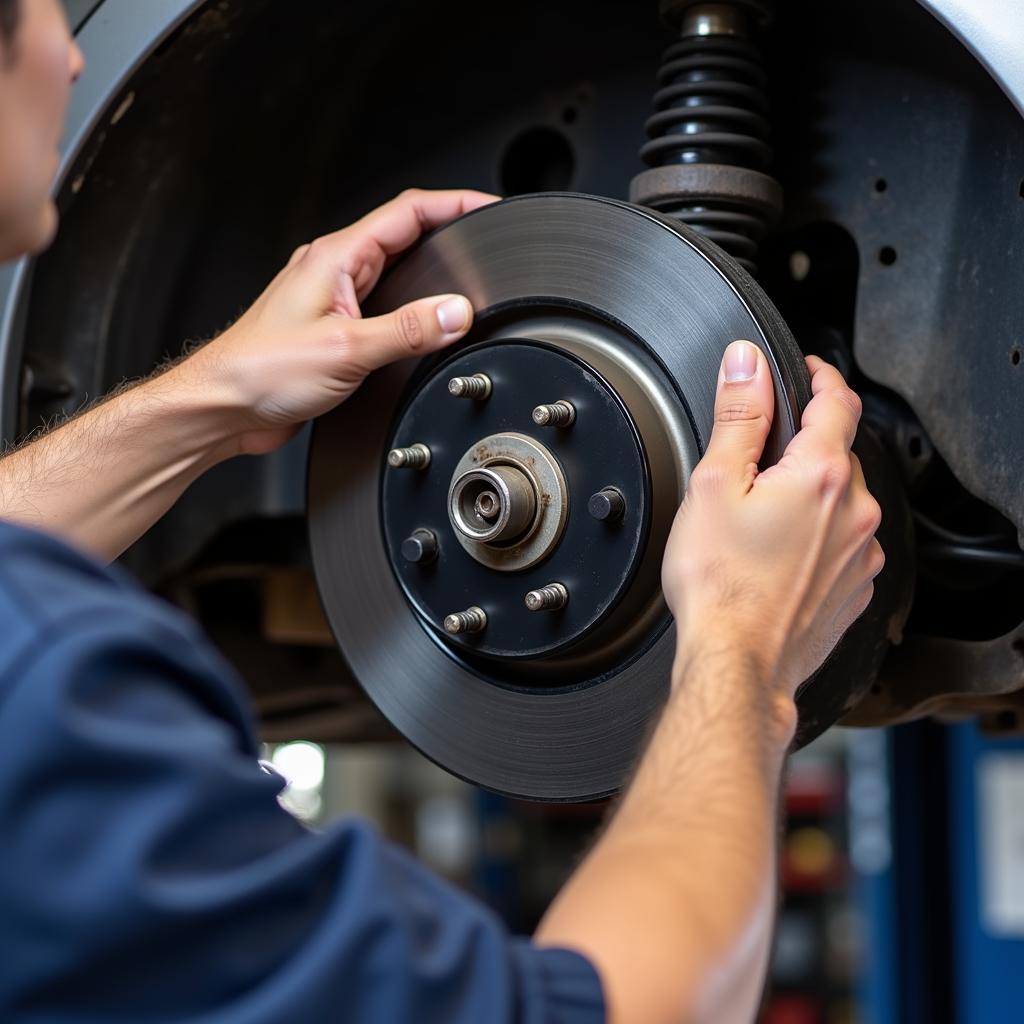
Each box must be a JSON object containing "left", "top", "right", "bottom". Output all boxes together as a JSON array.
[
  {"left": 309, "top": 193, "right": 812, "bottom": 800},
  {"left": 630, "top": 164, "right": 782, "bottom": 217},
  {"left": 843, "top": 625, "right": 1024, "bottom": 729},
  {"left": 776, "top": 0, "right": 1024, "bottom": 540}
]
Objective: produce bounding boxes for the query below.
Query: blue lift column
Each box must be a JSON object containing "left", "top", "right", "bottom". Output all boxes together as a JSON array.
[
  {"left": 948, "top": 723, "right": 1024, "bottom": 1024},
  {"left": 853, "top": 722, "right": 1024, "bottom": 1023}
]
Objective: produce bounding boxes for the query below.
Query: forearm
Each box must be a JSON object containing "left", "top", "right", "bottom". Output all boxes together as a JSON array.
[
  {"left": 536, "top": 642, "right": 794, "bottom": 1024},
  {"left": 0, "top": 360, "right": 240, "bottom": 560}
]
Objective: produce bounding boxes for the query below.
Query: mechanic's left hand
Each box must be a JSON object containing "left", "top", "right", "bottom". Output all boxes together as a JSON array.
[{"left": 182, "top": 188, "right": 499, "bottom": 454}]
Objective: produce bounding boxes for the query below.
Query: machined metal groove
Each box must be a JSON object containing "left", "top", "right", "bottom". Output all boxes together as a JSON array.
[
  {"left": 448, "top": 464, "right": 537, "bottom": 545},
  {"left": 525, "top": 583, "right": 569, "bottom": 612},
  {"left": 531, "top": 399, "right": 576, "bottom": 427},
  {"left": 443, "top": 607, "right": 487, "bottom": 635},
  {"left": 387, "top": 443, "right": 431, "bottom": 469},
  {"left": 448, "top": 373, "right": 492, "bottom": 399}
]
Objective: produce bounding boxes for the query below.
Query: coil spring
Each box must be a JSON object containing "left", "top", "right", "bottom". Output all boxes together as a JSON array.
[{"left": 631, "top": 4, "right": 781, "bottom": 274}]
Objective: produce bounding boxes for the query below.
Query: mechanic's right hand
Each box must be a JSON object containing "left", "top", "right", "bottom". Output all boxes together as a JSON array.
[
  {"left": 661, "top": 341, "right": 884, "bottom": 720},
  {"left": 178, "top": 188, "right": 499, "bottom": 457}
]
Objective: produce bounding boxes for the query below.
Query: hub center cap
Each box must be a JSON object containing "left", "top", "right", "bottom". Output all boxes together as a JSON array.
[{"left": 447, "top": 432, "right": 568, "bottom": 571}]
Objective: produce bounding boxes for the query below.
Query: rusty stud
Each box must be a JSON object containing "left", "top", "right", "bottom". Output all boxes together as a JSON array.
[
  {"left": 444, "top": 606, "right": 488, "bottom": 635},
  {"left": 387, "top": 443, "right": 431, "bottom": 470},
  {"left": 532, "top": 400, "right": 576, "bottom": 428}
]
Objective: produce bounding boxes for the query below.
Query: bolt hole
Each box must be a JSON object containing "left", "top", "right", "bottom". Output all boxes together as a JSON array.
[
  {"left": 879, "top": 246, "right": 898, "bottom": 266},
  {"left": 475, "top": 491, "right": 500, "bottom": 520},
  {"left": 1012, "top": 347, "right": 1022, "bottom": 367},
  {"left": 874, "top": 178, "right": 888, "bottom": 193},
  {"left": 908, "top": 435, "right": 922, "bottom": 459},
  {"left": 500, "top": 126, "right": 576, "bottom": 195}
]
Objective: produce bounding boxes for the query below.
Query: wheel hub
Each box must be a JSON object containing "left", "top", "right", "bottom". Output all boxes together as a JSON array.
[
  {"left": 446, "top": 430, "right": 566, "bottom": 570},
  {"left": 382, "top": 340, "right": 653, "bottom": 661}
]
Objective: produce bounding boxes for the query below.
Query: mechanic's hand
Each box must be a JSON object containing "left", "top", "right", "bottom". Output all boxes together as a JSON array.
[
  {"left": 662, "top": 341, "right": 884, "bottom": 706},
  {"left": 184, "top": 188, "right": 499, "bottom": 454}
]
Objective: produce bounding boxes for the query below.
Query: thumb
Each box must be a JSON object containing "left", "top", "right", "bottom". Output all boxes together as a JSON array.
[
  {"left": 699, "top": 340, "right": 776, "bottom": 486},
  {"left": 348, "top": 294, "right": 474, "bottom": 371}
]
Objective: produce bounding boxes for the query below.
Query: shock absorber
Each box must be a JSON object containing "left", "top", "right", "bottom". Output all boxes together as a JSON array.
[{"left": 629, "top": 1, "right": 782, "bottom": 274}]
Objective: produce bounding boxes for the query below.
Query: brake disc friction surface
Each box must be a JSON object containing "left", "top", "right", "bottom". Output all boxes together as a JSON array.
[{"left": 309, "top": 194, "right": 810, "bottom": 800}]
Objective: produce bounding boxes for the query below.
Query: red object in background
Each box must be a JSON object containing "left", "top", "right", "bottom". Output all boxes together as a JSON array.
[
  {"left": 761, "top": 994, "right": 823, "bottom": 1024},
  {"left": 785, "top": 762, "right": 842, "bottom": 817}
]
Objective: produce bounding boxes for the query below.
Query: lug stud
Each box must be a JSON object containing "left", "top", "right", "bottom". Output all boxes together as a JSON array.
[
  {"left": 448, "top": 373, "right": 492, "bottom": 400},
  {"left": 387, "top": 443, "right": 431, "bottom": 469},
  {"left": 401, "top": 528, "right": 438, "bottom": 565},
  {"left": 532, "top": 399, "right": 576, "bottom": 428},
  {"left": 525, "top": 583, "right": 569, "bottom": 612},
  {"left": 444, "top": 606, "right": 488, "bottom": 635},
  {"left": 588, "top": 487, "right": 626, "bottom": 523}
]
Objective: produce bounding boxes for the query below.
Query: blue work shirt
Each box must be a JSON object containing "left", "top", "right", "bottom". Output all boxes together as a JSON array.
[{"left": 0, "top": 521, "right": 605, "bottom": 1022}]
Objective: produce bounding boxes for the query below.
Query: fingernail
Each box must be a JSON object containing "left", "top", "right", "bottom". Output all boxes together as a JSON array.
[
  {"left": 437, "top": 296, "right": 470, "bottom": 335},
  {"left": 724, "top": 340, "right": 758, "bottom": 382}
]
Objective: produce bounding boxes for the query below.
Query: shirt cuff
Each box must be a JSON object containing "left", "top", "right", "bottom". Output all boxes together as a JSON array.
[{"left": 509, "top": 940, "right": 606, "bottom": 1024}]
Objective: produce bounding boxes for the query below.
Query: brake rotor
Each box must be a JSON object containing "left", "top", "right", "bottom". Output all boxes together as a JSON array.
[{"left": 308, "top": 193, "right": 815, "bottom": 801}]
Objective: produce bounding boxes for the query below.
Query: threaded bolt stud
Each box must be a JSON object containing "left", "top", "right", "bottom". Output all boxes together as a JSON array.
[
  {"left": 524, "top": 583, "right": 569, "bottom": 612},
  {"left": 532, "top": 400, "right": 576, "bottom": 428},
  {"left": 387, "top": 443, "right": 431, "bottom": 469},
  {"left": 444, "top": 606, "right": 488, "bottom": 635},
  {"left": 448, "top": 373, "right": 492, "bottom": 400}
]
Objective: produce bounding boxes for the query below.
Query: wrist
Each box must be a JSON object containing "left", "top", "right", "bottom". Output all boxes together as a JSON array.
[
  {"left": 670, "top": 629, "right": 797, "bottom": 752},
  {"left": 672, "top": 614, "right": 778, "bottom": 686},
  {"left": 146, "top": 357, "right": 249, "bottom": 464}
]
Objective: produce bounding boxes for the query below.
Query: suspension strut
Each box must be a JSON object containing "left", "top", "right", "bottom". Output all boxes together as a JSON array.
[{"left": 629, "top": 0, "right": 782, "bottom": 274}]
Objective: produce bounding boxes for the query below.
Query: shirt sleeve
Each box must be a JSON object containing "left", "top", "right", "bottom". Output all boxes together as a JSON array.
[{"left": 0, "top": 597, "right": 605, "bottom": 1024}]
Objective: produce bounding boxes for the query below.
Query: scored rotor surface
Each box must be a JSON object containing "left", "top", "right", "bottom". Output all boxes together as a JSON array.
[{"left": 308, "top": 193, "right": 810, "bottom": 801}]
